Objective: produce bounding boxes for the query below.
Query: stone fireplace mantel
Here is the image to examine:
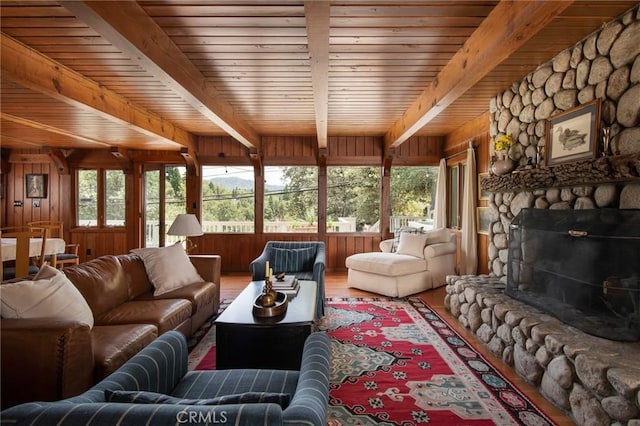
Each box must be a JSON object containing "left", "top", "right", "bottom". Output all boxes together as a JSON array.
[{"left": 482, "top": 152, "right": 640, "bottom": 193}]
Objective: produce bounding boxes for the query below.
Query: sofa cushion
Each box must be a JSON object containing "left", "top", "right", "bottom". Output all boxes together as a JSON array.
[
  {"left": 1, "top": 265, "right": 94, "bottom": 329},
  {"left": 92, "top": 324, "right": 158, "bottom": 381},
  {"left": 345, "top": 252, "right": 426, "bottom": 276},
  {"left": 117, "top": 253, "right": 154, "bottom": 300},
  {"left": 396, "top": 232, "right": 429, "bottom": 258},
  {"left": 172, "top": 369, "right": 300, "bottom": 400},
  {"left": 272, "top": 247, "right": 316, "bottom": 273},
  {"left": 104, "top": 390, "right": 291, "bottom": 407},
  {"left": 63, "top": 255, "right": 129, "bottom": 316},
  {"left": 131, "top": 243, "right": 204, "bottom": 296},
  {"left": 134, "top": 282, "right": 216, "bottom": 316},
  {"left": 96, "top": 299, "right": 192, "bottom": 334}
]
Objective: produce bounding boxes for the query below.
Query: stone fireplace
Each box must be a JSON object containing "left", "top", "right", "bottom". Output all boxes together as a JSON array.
[
  {"left": 445, "top": 6, "right": 640, "bottom": 424},
  {"left": 506, "top": 208, "right": 639, "bottom": 342}
]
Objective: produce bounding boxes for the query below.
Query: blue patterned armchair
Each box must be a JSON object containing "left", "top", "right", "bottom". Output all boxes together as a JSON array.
[
  {"left": 1, "top": 331, "right": 331, "bottom": 426},
  {"left": 250, "top": 241, "right": 326, "bottom": 317}
]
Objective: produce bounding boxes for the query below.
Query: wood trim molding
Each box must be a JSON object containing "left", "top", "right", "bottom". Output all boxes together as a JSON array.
[
  {"left": 43, "top": 147, "right": 70, "bottom": 175},
  {"left": 110, "top": 147, "right": 133, "bottom": 174}
]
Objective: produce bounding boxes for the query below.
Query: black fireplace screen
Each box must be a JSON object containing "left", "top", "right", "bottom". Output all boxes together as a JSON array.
[{"left": 507, "top": 208, "right": 640, "bottom": 342}]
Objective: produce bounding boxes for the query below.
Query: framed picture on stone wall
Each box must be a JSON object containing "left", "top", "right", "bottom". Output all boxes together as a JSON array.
[{"left": 546, "top": 99, "right": 600, "bottom": 166}]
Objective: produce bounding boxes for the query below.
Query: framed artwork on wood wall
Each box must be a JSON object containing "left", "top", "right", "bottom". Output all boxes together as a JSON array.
[
  {"left": 478, "top": 172, "right": 489, "bottom": 200},
  {"left": 545, "top": 99, "right": 600, "bottom": 166},
  {"left": 26, "top": 174, "right": 47, "bottom": 198},
  {"left": 476, "top": 207, "right": 490, "bottom": 235}
]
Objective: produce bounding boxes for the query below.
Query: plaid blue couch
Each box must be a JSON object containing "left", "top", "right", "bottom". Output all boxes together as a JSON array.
[
  {"left": 250, "top": 241, "right": 326, "bottom": 317},
  {"left": 1, "top": 331, "right": 331, "bottom": 426}
]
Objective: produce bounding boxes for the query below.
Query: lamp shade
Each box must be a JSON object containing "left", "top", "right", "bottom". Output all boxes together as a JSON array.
[{"left": 167, "top": 214, "right": 203, "bottom": 237}]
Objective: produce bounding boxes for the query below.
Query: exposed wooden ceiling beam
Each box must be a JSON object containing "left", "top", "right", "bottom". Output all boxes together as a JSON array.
[
  {"left": 0, "top": 34, "right": 192, "bottom": 150},
  {"left": 61, "top": 0, "right": 260, "bottom": 150},
  {"left": 384, "top": 0, "right": 574, "bottom": 149},
  {"left": 1, "top": 112, "right": 111, "bottom": 148},
  {"left": 304, "top": 1, "right": 330, "bottom": 150}
]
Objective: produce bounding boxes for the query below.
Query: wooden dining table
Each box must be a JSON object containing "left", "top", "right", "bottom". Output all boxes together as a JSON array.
[{"left": 1, "top": 237, "right": 66, "bottom": 278}]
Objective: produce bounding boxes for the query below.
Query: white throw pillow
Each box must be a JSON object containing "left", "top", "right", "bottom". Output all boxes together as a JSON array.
[
  {"left": 131, "top": 243, "right": 204, "bottom": 296},
  {"left": 396, "top": 232, "right": 429, "bottom": 258},
  {"left": 0, "top": 265, "right": 94, "bottom": 328}
]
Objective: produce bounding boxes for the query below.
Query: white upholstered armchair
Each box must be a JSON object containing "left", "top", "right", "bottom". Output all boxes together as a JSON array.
[{"left": 345, "top": 227, "right": 456, "bottom": 297}]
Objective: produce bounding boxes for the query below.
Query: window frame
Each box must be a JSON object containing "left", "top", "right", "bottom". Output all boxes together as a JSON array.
[{"left": 76, "top": 168, "right": 126, "bottom": 228}]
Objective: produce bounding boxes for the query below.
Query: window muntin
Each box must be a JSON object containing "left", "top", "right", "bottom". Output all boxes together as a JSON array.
[
  {"left": 201, "top": 166, "right": 255, "bottom": 233},
  {"left": 390, "top": 166, "right": 438, "bottom": 232},
  {"left": 264, "top": 166, "right": 318, "bottom": 233},
  {"left": 327, "top": 166, "right": 380, "bottom": 233}
]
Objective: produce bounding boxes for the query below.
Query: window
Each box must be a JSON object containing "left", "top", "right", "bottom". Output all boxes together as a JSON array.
[
  {"left": 201, "top": 166, "right": 255, "bottom": 233},
  {"left": 77, "top": 170, "right": 98, "bottom": 226},
  {"left": 105, "top": 170, "right": 126, "bottom": 226},
  {"left": 390, "top": 166, "right": 438, "bottom": 232},
  {"left": 447, "top": 164, "right": 466, "bottom": 229},
  {"left": 327, "top": 166, "right": 380, "bottom": 233},
  {"left": 143, "top": 165, "right": 186, "bottom": 247},
  {"left": 264, "top": 166, "right": 318, "bottom": 233},
  {"left": 77, "top": 169, "right": 125, "bottom": 227}
]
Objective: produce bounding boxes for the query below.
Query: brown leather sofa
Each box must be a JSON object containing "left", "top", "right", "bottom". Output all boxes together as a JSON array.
[{"left": 0, "top": 253, "right": 220, "bottom": 409}]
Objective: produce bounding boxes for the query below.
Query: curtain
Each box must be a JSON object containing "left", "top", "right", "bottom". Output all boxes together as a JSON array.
[
  {"left": 433, "top": 158, "right": 447, "bottom": 229},
  {"left": 461, "top": 142, "right": 478, "bottom": 275}
]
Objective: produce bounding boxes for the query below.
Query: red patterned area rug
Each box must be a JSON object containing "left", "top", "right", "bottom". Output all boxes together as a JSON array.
[{"left": 187, "top": 297, "right": 556, "bottom": 426}]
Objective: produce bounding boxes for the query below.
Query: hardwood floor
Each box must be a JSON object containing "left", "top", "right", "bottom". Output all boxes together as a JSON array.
[{"left": 219, "top": 272, "right": 574, "bottom": 425}]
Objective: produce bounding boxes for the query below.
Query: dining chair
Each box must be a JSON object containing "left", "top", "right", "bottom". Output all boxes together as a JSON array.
[
  {"left": 1, "top": 226, "right": 49, "bottom": 280},
  {"left": 27, "top": 221, "right": 80, "bottom": 268}
]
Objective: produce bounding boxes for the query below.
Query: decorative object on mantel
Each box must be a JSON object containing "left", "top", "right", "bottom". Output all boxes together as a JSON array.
[
  {"left": 490, "top": 133, "right": 515, "bottom": 175},
  {"left": 481, "top": 152, "right": 640, "bottom": 193},
  {"left": 253, "top": 260, "right": 288, "bottom": 317},
  {"left": 601, "top": 126, "right": 611, "bottom": 157},
  {"left": 545, "top": 99, "right": 601, "bottom": 166}
]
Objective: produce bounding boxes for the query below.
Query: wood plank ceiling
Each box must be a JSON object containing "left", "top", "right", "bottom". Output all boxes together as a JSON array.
[{"left": 1, "top": 1, "right": 637, "bottom": 155}]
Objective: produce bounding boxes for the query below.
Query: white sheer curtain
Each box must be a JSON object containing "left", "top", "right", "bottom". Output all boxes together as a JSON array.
[
  {"left": 433, "top": 158, "right": 447, "bottom": 229},
  {"left": 461, "top": 142, "right": 478, "bottom": 274}
]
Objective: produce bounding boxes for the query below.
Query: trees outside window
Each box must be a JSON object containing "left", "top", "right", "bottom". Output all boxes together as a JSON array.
[
  {"left": 105, "top": 170, "right": 125, "bottom": 226},
  {"left": 78, "top": 169, "right": 98, "bottom": 226},
  {"left": 327, "top": 166, "right": 380, "bottom": 233},
  {"left": 390, "top": 166, "right": 438, "bottom": 231},
  {"left": 201, "top": 166, "right": 255, "bottom": 233},
  {"left": 264, "top": 166, "right": 318, "bottom": 233},
  {"left": 143, "top": 165, "right": 186, "bottom": 247},
  {"left": 77, "top": 169, "right": 125, "bottom": 227}
]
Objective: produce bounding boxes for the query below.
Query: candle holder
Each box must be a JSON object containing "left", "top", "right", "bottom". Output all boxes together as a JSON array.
[{"left": 253, "top": 272, "right": 288, "bottom": 317}]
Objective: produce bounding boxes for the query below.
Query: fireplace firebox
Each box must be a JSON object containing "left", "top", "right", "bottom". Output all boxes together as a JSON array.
[{"left": 507, "top": 208, "right": 640, "bottom": 341}]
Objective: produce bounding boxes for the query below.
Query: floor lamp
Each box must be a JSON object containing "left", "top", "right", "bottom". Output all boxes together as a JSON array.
[{"left": 167, "top": 214, "right": 204, "bottom": 253}]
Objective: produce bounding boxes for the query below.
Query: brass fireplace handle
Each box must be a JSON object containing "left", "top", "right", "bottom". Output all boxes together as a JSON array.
[{"left": 568, "top": 230, "right": 588, "bottom": 237}]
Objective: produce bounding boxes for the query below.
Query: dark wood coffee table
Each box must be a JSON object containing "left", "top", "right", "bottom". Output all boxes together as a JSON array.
[{"left": 215, "top": 280, "right": 317, "bottom": 370}]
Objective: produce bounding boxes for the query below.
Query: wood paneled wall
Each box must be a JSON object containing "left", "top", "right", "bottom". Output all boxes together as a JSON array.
[
  {"left": 1, "top": 151, "right": 71, "bottom": 237},
  {"left": 444, "top": 112, "right": 491, "bottom": 274},
  {"left": 2, "top": 132, "right": 481, "bottom": 273}
]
